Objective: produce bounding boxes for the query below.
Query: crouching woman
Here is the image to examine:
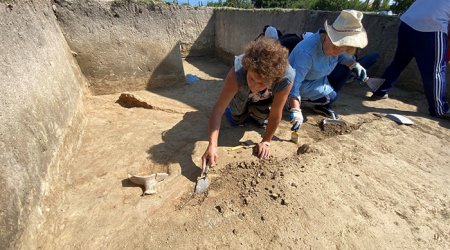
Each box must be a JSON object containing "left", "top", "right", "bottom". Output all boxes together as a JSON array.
[{"left": 201, "top": 38, "right": 295, "bottom": 170}]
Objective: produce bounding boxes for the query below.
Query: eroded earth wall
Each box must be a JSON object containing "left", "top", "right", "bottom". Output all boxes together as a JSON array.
[
  {"left": 53, "top": 0, "right": 215, "bottom": 95},
  {"left": 0, "top": 1, "right": 86, "bottom": 249},
  {"left": 215, "top": 9, "right": 450, "bottom": 93}
]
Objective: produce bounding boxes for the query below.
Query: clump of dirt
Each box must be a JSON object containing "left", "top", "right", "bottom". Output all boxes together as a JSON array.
[
  {"left": 297, "top": 143, "right": 316, "bottom": 155},
  {"left": 319, "top": 121, "right": 360, "bottom": 136},
  {"left": 116, "top": 92, "right": 155, "bottom": 109},
  {"left": 215, "top": 158, "right": 289, "bottom": 207},
  {"left": 178, "top": 157, "right": 291, "bottom": 216},
  {"left": 116, "top": 92, "right": 185, "bottom": 114}
]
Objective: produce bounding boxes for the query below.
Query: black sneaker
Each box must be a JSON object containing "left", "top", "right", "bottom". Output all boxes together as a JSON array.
[
  {"left": 312, "top": 105, "right": 338, "bottom": 119},
  {"left": 370, "top": 93, "right": 389, "bottom": 100}
]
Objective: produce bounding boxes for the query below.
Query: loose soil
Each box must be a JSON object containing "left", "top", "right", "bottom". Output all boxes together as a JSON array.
[{"left": 36, "top": 57, "right": 450, "bottom": 249}]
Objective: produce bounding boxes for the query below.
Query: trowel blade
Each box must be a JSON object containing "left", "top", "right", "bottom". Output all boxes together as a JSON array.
[
  {"left": 385, "top": 114, "right": 414, "bottom": 125},
  {"left": 194, "top": 165, "right": 210, "bottom": 194},
  {"left": 366, "top": 78, "right": 385, "bottom": 92},
  {"left": 323, "top": 119, "right": 346, "bottom": 126},
  {"left": 194, "top": 176, "right": 210, "bottom": 194}
]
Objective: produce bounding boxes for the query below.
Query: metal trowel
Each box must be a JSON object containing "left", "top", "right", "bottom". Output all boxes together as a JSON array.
[
  {"left": 385, "top": 114, "right": 414, "bottom": 125},
  {"left": 365, "top": 77, "right": 385, "bottom": 92},
  {"left": 373, "top": 113, "right": 414, "bottom": 125},
  {"left": 322, "top": 111, "right": 346, "bottom": 126},
  {"left": 194, "top": 165, "right": 210, "bottom": 194}
]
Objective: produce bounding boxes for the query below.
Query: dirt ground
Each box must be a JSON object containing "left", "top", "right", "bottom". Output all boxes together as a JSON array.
[{"left": 36, "top": 57, "right": 450, "bottom": 249}]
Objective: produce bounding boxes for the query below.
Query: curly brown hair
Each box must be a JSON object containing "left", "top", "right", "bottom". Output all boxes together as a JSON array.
[{"left": 242, "top": 37, "right": 289, "bottom": 83}]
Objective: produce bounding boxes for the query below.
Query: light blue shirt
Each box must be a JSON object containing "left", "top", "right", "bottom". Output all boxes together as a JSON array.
[
  {"left": 400, "top": 0, "right": 449, "bottom": 34},
  {"left": 288, "top": 31, "right": 354, "bottom": 101}
]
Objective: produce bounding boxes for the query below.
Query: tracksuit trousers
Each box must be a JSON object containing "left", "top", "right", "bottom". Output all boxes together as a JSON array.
[{"left": 374, "top": 22, "right": 449, "bottom": 116}]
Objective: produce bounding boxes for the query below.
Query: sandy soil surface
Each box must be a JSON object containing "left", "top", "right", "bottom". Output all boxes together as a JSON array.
[{"left": 36, "top": 57, "right": 450, "bottom": 249}]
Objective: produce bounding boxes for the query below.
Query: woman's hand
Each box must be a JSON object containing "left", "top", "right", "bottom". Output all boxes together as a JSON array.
[
  {"left": 201, "top": 144, "right": 218, "bottom": 172},
  {"left": 256, "top": 141, "right": 271, "bottom": 159}
]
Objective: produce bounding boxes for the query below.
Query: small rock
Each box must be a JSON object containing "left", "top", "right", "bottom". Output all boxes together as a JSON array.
[
  {"left": 281, "top": 199, "right": 289, "bottom": 206},
  {"left": 232, "top": 229, "right": 238, "bottom": 235},
  {"left": 297, "top": 144, "right": 311, "bottom": 155},
  {"left": 291, "top": 182, "right": 297, "bottom": 188}
]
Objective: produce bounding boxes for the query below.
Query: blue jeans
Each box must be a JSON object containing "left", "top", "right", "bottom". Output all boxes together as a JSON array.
[
  {"left": 306, "top": 90, "right": 337, "bottom": 108},
  {"left": 328, "top": 52, "right": 380, "bottom": 93}
]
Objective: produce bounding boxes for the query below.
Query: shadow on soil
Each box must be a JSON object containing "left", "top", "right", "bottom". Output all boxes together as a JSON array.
[
  {"left": 121, "top": 178, "right": 146, "bottom": 194},
  {"left": 146, "top": 111, "right": 206, "bottom": 182},
  {"left": 146, "top": 67, "right": 270, "bottom": 182},
  {"left": 334, "top": 83, "right": 450, "bottom": 129}
]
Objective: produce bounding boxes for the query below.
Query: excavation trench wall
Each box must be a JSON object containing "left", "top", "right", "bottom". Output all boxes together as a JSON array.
[
  {"left": 53, "top": 0, "right": 215, "bottom": 95},
  {"left": 0, "top": 1, "right": 86, "bottom": 249},
  {"left": 57, "top": 2, "right": 449, "bottom": 95},
  {"left": 1, "top": 1, "right": 449, "bottom": 249}
]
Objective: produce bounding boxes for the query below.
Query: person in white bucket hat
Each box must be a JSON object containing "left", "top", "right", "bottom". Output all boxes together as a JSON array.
[
  {"left": 324, "top": 9, "right": 367, "bottom": 48},
  {"left": 287, "top": 10, "right": 369, "bottom": 132}
]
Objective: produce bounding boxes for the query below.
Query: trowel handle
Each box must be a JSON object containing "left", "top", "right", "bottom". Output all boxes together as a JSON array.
[
  {"left": 201, "top": 164, "right": 209, "bottom": 177},
  {"left": 331, "top": 112, "right": 337, "bottom": 120},
  {"left": 357, "top": 76, "right": 369, "bottom": 85}
]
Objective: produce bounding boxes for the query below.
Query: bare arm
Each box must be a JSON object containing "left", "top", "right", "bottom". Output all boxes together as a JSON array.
[
  {"left": 289, "top": 95, "right": 301, "bottom": 109},
  {"left": 257, "top": 83, "right": 293, "bottom": 159},
  {"left": 201, "top": 68, "right": 239, "bottom": 169}
]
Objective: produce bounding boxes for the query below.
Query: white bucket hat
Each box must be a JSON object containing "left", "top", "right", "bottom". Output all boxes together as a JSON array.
[{"left": 324, "top": 9, "right": 368, "bottom": 48}]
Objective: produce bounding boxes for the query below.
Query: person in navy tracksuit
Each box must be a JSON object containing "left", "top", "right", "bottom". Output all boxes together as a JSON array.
[{"left": 372, "top": 0, "right": 450, "bottom": 118}]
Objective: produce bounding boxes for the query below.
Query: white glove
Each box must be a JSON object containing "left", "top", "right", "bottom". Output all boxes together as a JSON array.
[
  {"left": 289, "top": 108, "right": 303, "bottom": 131},
  {"left": 351, "top": 62, "right": 367, "bottom": 82}
]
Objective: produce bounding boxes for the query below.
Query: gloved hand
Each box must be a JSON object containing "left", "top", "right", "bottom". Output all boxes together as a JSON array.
[
  {"left": 351, "top": 62, "right": 367, "bottom": 82},
  {"left": 289, "top": 108, "right": 303, "bottom": 131}
]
